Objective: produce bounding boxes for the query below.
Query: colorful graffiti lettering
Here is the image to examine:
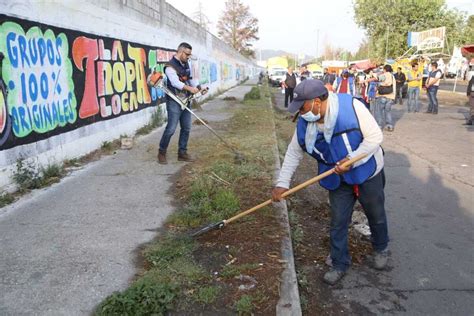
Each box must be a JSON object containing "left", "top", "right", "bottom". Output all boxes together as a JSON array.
[
  {"left": 147, "top": 48, "right": 174, "bottom": 101},
  {"left": 0, "top": 21, "right": 77, "bottom": 138},
  {"left": 72, "top": 37, "right": 151, "bottom": 119}
]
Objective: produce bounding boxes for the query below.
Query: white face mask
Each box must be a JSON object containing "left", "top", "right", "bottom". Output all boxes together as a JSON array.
[{"left": 300, "top": 101, "right": 321, "bottom": 122}]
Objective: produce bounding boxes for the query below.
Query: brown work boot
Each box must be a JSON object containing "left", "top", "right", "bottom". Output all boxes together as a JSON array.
[
  {"left": 157, "top": 150, "right": 167, "bottom": 164},
  {"left": 178, "top": 151, "right": 195, "bottom": 162}
]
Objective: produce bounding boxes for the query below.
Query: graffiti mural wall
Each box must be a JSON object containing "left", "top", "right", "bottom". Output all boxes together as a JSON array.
[
  {"left": 0, "top": 14, "right": 176, "bottom": 150},
  {"left": 0, "top": 13, "right": 258, "bottom": 163}
]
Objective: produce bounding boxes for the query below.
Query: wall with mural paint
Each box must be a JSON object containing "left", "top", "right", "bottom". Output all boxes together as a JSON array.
[{"left": 0, "top": 0, "right": 260, "bottom": 189}]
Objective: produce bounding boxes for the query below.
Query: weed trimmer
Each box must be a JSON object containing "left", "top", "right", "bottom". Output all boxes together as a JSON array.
[
  {"left": 147, "top": 71, "right": 246, "bottom": 164},
  {"left": 191, "top": 154, "right": 367, "bottom": 237}
]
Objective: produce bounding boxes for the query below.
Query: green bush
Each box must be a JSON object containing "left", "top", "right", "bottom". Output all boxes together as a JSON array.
[{"left": 244, "top": 87, "right": 261, "bottom": 100}]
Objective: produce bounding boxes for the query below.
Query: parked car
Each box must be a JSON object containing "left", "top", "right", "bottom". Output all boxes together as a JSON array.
[{"left": 268, "top": 69, "right": 286, "bottom": 86}]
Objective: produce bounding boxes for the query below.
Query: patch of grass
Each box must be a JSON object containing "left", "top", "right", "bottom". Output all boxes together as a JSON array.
[
  {"left": 40, "top": 163, "right": 64, "bottom": 185},
  {"left": 143, "top": 234, "right": 196, "bottom": 269},
  {"left": 243, "top": 86, "right": 261, "bottom": 101},
  {"left": 297, "top": 270, "right": 309, "bottom": 292},
  {"left": 291, "top": 225, "right": 304, "bottom": 247},
  {"left": 234, "top": 294, "right": 254, "bottom": 315},
  {"left": 0, "top": 192, "right": 15, "bottom": 207},
  {"left": 96, "top": 277, "right": 178, "bottom": 316},
  {"left": 168, "top": 175, "right": 240, "bottom": 228},
  {"left": 288, "top": 210, "right": 304, "bottom": 246},
  {"left": 194, "top": 286, "right": 220, "bottom": 305}
]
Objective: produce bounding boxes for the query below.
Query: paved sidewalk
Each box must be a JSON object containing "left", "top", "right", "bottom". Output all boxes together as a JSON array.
[{"left": 0, "top": 82, "right": 255, "bottom": 315}]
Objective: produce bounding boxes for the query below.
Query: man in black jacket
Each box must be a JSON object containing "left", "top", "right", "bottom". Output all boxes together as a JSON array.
[
  {"left": 282, "top": 67, "right": 297, "bottom": 107},
  {"left": 394, "top": 67, "right": 406, "bottom": 105}
]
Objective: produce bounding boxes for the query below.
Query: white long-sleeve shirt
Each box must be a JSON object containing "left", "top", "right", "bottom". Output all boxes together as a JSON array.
[
  {"left": 276, "top": 98, "right": 384, "bottom": 189},
  {"left": 164, "top": 57, "right": 199, "bottom": 90}
]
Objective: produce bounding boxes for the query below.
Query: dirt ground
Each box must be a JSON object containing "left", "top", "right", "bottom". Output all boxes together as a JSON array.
[{"left": 164, "top": 94, "right": 286, "bottom": 315}]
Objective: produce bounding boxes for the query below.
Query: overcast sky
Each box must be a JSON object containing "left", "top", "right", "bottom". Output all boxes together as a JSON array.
[{"left": 166, "top": 0, "right": 474, "bottom": 58}]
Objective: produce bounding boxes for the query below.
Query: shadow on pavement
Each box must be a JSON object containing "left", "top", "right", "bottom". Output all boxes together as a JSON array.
[{"left": 333, "top": 150, "right": 474, "bottom": 315}]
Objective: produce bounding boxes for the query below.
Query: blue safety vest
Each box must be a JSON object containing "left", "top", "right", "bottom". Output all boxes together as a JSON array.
[
  {"left": 296, "top": 94, "right": 377, "bottom": 190},
  {"left": 336, "top": 76, "right": 355, "bottom": 95}
]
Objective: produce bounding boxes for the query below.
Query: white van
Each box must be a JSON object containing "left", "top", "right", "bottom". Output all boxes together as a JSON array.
[{"left": 268, "top": 68, "right": 287, "bottom": 86}]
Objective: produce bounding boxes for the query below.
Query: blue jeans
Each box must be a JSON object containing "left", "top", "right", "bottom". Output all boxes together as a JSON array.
[
  {"left": 159, "top": 98, "right": 192, "bottom": 153},
  {"left": 374, "top": 97, "right": 394, "bottom": 128},
  {"left": 407, "top": 86, "right": 420, "bottom": 112},
  {"left": 427, "top": 86, "right": 439, "bottom": 113},
  {"left": 328, "top": 170, "right": 389, "bottom": 272}
]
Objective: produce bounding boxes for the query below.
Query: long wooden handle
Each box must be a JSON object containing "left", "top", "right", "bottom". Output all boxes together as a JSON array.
[{"left": 224, "top": 154, "right": 367, "bottom": 225}]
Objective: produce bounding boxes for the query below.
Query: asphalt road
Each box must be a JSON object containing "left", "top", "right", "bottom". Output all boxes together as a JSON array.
[
  {"left": 273, "top": 87, "right": 474, "bottom": 315},
  {"left": 438, "top": 78, "right": 468, "bottom": 94}
]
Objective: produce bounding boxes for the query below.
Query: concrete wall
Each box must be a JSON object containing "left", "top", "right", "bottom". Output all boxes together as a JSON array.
[{"left": 0, "top": 0, "right": 259, "bottom": 189}]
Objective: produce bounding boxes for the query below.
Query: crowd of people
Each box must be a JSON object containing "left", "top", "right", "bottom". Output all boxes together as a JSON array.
[{"left": 279, "top": 58, "right": 474, "bottom": 131}]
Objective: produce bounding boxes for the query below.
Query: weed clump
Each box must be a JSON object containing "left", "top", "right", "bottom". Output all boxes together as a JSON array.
[
  {"left": 244, "top": 87, "right": 261, "bottom": 101},
  {"left": 0, "top": 192, "right": 15, "bottom": 207},
  {"left": 96, "top": 278, "right": 178, "bottom": 316}
]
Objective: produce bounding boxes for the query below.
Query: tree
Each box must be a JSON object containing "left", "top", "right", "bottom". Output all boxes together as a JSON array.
[
  {"left": 193, "top": 1, "right": 211, "bottom": 31},
  {"left": 217, "top": 0, "right": 259, "bottom": 58},
  {"left": 352, "top": 39, "right": 371, "bottom": 61},
  {"left": 353, "top": 0, "right": 471, "bottom": 60}
]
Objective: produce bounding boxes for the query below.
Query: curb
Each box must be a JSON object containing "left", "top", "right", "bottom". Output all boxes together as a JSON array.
[{"left": 268, "top": 95, "right": 302, "bottom": 316}]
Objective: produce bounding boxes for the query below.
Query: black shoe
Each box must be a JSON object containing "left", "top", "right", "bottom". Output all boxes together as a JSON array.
[
  {"left": 424, "top": 111, "right": 432, "bottom": 114},
  {"left": 463, "top": 121, "right": 473, "bottom": 126}
]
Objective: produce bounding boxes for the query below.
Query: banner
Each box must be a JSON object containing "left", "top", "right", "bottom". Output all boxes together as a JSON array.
[{"left": 407, "top": 27, "right": 445, "bottom": 50}]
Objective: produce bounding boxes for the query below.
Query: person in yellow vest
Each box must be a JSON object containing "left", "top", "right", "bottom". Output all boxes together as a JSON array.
[{"left": 406, "top": 63, "right": 422, "bottom": 113}]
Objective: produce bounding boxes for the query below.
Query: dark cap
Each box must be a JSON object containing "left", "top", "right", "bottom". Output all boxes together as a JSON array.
[{"left": 288, "top": 79, "right": 328, "bottom": 113}]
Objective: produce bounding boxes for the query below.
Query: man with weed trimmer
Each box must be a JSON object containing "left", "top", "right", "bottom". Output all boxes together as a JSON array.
[
  {"left": 272, "top": 79, "right": 389, "bottom": 285},
  {"left": 157, "top": 42, "right": 207, "bottom": 164}
]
